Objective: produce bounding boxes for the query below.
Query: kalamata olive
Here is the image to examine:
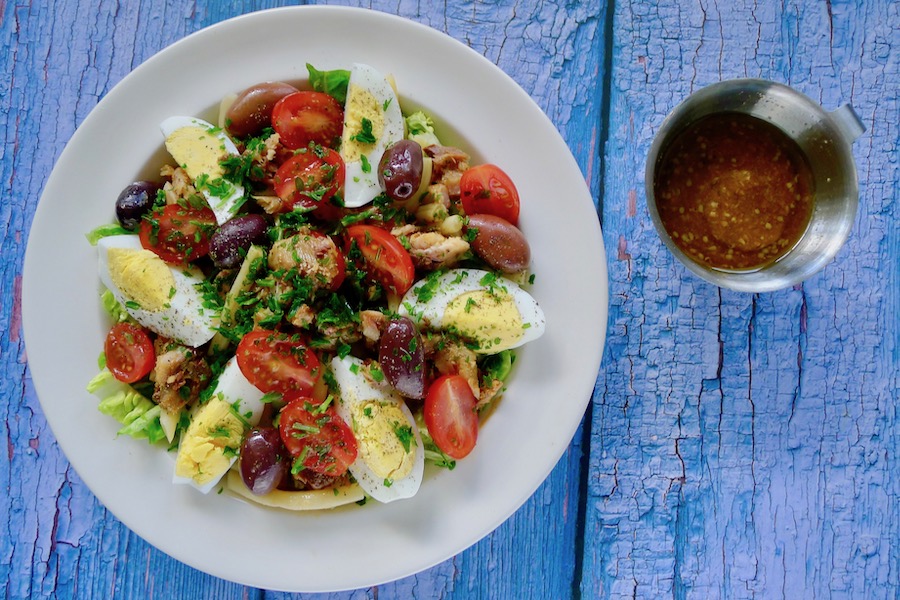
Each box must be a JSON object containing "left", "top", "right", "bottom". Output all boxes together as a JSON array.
[
  {"left": 225, "top": 81, "right": 299, "bottom": 138},
  {"left": 209, "top": 214, "right": 268, "bottom": 269},
  {"left": 378, "top": 139, "right": 424, "bottom": 202},
  {"left": 378, "top": 316, "right": 425, "bottom": 399},
  {"left": 115, "top": 181, "right": 161, "bottom": 230},
  {"left": 466, "top": 213, "right": 531, "bottom": 273},
  {"left": 240, "top": 427, "right": 288, "bottom": 495}
]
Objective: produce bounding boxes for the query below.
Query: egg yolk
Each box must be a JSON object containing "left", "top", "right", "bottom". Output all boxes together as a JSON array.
[
  {"left": 444, "top": 290, "right": 524, "bottom": 353},
  {"left": 351, "top": 400, "right": 415, "bottom": 481},
  {"left": 175, "top": 397, "right": 245, "bottom": 485},
  {"left": 341, "top": 84, "right": 384, "bottom": 162},
  {"left": 107, "top": 247, "right": 175, "bottom": 311},
  {"left": 165, "top": 126, "right": 227, "bottom": 182}
]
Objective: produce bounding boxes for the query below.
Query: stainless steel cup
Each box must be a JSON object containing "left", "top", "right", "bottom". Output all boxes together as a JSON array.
[{"left": 645, "top": 79, "right": 865, "bottom": 292}]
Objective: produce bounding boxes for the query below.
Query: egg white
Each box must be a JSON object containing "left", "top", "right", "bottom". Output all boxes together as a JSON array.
[
  {"left": 173, "top": 357, "right": 266, "bottom": 494},
  {"left": 340, "top": 63, "right": 405, "bottom": 208},
  {"left": 398, "top": 269, "right": 546, "bottom": 354},
  {"left": 97, "top": 235, "right": 219, "bottom": 347},
  {"left": 159, "top": 116, "right": 245, "bottom": 225},
  {"left": 330, "top": 355, "right": 424, "bottom": 503}
]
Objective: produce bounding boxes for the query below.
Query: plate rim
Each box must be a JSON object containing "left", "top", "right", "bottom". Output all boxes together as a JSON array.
[{"left": 22, "top": 5, "right": 609, "bottom": 592}]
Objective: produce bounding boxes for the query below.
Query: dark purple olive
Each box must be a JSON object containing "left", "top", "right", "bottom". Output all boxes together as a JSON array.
[
  {"left": 378, "top": 139, "right": 425, "bottom": 202},
  {"left": 115, "top": 181, "right": 162, "bottom": 230},
  {"left": 240, "top": 427, "right": 288, "bottom": 496},
  {"left": 209, "top": 214, "right": 268, "bottom": 269},
  {"left": 225, "top": 81, "right": 299, "bottom": 138},
  {"left": 466, "top": 213, "right": 531, "bottom": 273},
  {"left": 379, "top": 317, "right": 425, "bottom": 399}
]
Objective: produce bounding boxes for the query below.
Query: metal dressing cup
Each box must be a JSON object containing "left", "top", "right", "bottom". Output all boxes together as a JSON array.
[{"left": 645, "top": 79, "right": 865, "bottom": 292}]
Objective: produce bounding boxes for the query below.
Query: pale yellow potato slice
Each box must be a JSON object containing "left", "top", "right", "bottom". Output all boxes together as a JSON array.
[{"left": 226, "top": 470, "right": 365, "bottom": 511}]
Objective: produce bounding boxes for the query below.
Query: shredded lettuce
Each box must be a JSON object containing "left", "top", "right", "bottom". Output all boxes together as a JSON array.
[
  {"left": 86, "top": 368, "right": 116, "bottom": 394},
  {"left": 306, "top": 63, "right": 350, "bottom": 104},
  {"left": 100, "top": 289, "right": 131, "bottom": 323},
  {"left": 406, "top": 111, "right": 441, "bottom": 148},
  {"left": 86, "top": 223, "right": 131, "bottom": 246},
  {"left": 97, "top": 388, "right": 166, "bottom": 444},
  {"left": 88, "top": 366, "right": 165, "bottom": 444},
  {"left": 422, "top": 436, "right": 457, "bottom": 471},
  {"left": 413, "top": 410, "right": 456, "bottom": 470}
]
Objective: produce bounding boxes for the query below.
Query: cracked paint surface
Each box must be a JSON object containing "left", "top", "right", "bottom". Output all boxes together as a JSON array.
[{"left": 587, "top": 0, "right": 898, "bottom": 598}]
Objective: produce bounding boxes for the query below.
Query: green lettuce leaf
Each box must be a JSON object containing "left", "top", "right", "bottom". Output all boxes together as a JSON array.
[
  {"left": 86, "top": 223, "right": 131, "bottom": 246},
  {"left": 306, "top": 63, "right": 350, "bottom": 104},
  {"left": 86, "top": 368, "right": 115, "bottom": 394},
  {"left": 406, "top": 111, "right": 441, "bottom": 148},
  {"left": 481, "top": 349, "right": 515, "bottom": 384},
  {"left": 100, "top": 289, "right": 131, "bottom": 323},
  {"left": 97, "top": 388, "right": 166, "bottom": 444}
]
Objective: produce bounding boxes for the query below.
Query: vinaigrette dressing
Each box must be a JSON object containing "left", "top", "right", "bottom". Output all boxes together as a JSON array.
[{"left": 654, "top": 113, "right": 814, "bottom": 271}]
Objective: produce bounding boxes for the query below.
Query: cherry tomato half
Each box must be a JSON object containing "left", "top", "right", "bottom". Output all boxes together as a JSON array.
[
  {"left": 279, "top": 398, "right": 358, "bottom": 477},
  {"left": 104, "top": 322, "right": 155, "bottom": 384},
  {"left": 344, "top": 224, "right": 415, "bottom": 296},
  {"left": 236, "top": 331, "right": 322, "bottom": 402},
  {"left": 273, "top": 147, "right": 345, "bottom": 212},
  {"left": 424, "top": 374, "right": 479, "bottom": 460},
  {"left": 459, "top": 164, "right": 521, "bottom": 226},
  {"left": 139, "top": 202, "right": 217, "bottom": 263},
  {"left": 271, "top": 91, "right": 344, "bottom": 150}
]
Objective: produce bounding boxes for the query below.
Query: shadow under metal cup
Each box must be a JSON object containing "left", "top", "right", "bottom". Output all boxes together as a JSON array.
[{"left": 645, "top": 79, "right": 865, "bottom": 292}]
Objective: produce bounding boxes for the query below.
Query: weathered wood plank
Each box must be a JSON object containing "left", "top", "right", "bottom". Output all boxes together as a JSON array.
[
  {"left": 1, "top": 1, "right": 605, "bottom": 598},
  {"left": 587, "top": 0, "right": 898, "bottom": 598}
]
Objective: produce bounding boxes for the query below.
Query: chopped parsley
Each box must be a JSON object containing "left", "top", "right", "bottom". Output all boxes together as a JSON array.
[
  {"left": 413, "top": 269, "right": 446, "bottom": 303},
  {"left": 291, "top": 448, "right": 310, "bottom": 475},
  {"left": 208, "top": 425, "right": 232, "bottom": 438},
  {"left": 350, "top": 118, "right": 377, "bottom": 144},
  {"left": 393, "top": 422, "right": 414, "bottom": 453},
  {"left": 260, "top": 392, "right": 283, "bottom": 404}
]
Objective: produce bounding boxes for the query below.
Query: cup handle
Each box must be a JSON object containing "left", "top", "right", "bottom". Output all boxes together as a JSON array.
[{"left": 830, "top": 104, "right": 866, "bottom": 143}]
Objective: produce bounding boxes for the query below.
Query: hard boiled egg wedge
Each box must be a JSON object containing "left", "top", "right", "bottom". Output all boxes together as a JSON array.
[
  {"left": 160, "top": 116, "right": 244, "bottom": 224},
  {"left": 97, "top": 235, "right": 219, "bottom": 348},
  {"left": 173, "top": 357, "right": 266, "bottom": 493},
  {"left": 330, "top": 355, "right": 424, "bottom": 503},
  {"left": 340, "top": 63, "right": 405, "bottom": 208},
  {"left": 399, "top": 269, "right": 546, "bottom": 355}
]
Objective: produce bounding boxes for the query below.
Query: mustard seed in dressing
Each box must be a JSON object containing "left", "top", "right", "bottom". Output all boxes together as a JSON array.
[{"left": 654, "top": 113, "right": 814, "bottom": 271}]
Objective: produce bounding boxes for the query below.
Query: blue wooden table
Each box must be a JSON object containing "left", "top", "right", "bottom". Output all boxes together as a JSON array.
[{"left": 2, "top": 1, "right": 897, "bottom": 598}]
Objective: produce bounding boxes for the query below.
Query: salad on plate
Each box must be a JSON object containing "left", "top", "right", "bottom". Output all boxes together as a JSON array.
[{"left": 86, "top": 62, "right": 546, "bottom": 510}]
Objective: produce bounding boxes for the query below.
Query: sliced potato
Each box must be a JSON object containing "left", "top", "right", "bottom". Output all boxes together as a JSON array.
[{"left": 225, "top": 470, "right": 365, "bottom": 511}]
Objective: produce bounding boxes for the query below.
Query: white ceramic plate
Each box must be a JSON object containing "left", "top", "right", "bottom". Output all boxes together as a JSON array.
[{"left": 22, "top": 6, "right": 608, "bottom": 593}]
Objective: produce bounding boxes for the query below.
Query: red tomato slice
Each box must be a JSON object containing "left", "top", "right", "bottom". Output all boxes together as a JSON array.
[
  {"left": 279, "top": 398, "right": 358, "bottom": 477},
  {"left": 424, "top": 375, "right": 479, "bottom": 459},
  {"left": 271, "top": 91, "right": 344, "bottom": 150},
  {"left": 105, "top": 323, "right": 155, "bottom": 383},
  {"left": 236, "top": 331, "right": 323, "bottom": 401},
  {"left": 344, "top": 224, "right": 415, "bottom": 296},
  {"left": 273, "top": 148, "right": 345, "bottom": 212},
  {"left": 139, "top": 202, "right": 217, "bottom": 263},
  {"left": 459, "top": 164, "right": 521, "bottom": 225}
]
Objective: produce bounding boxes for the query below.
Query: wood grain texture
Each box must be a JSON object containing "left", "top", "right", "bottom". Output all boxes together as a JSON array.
[
  {"left": 587, "top": 1, "right": 899, "bottom": 598},
  {"left": 1, "top": 1, "right": 604, "bottom": 598}
]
